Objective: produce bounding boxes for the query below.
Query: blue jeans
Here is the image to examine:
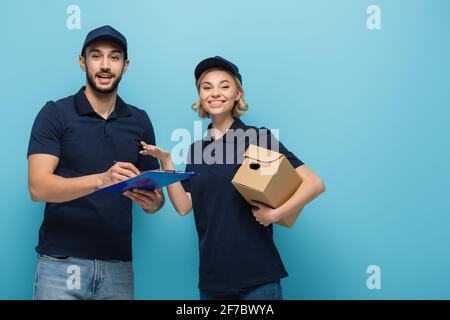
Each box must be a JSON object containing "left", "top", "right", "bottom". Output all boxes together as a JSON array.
[
  {"left": 33, "top": 254, "right": 134, "bottom": 300},
  {"left": 200, "top": 281, "right": 283, "bottom": 300}
]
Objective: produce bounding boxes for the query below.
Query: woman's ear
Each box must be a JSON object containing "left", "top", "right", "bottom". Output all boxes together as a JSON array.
[{"left": 235, "top": 90, "right": 242, "bottom": 101}]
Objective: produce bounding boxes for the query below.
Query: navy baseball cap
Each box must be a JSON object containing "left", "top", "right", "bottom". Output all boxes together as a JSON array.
[
  {"left": 81, "top": 25, "right": 128, "bottom": 59},
  {"left": 194, "top": 56, "right": 242, "bottom": 84}
]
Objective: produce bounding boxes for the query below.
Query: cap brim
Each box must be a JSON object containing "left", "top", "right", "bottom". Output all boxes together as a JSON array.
[
  {"left": 82, "top": 35, "right": 127, "bottom": 57},
  {"left": 195, "top": 58, "right": 238, "bottom": 82}
]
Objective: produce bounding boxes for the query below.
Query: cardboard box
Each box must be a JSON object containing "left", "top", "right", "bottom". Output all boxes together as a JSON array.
[{"left": 231, "top": 144, "right": 302, "bottom": 227}]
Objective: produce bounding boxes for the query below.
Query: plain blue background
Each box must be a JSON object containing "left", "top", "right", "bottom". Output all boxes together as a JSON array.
[{"left": 0, "top": 0, "right": 449, "bottom": 299}]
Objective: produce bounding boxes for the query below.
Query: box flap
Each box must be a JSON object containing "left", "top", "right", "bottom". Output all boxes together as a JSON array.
[{"left": 244, "top": 144, "right": 284, "bottom": 164}]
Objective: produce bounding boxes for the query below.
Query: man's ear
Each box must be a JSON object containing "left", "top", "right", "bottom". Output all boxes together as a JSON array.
[
  {"left": 79, "top": 55, "right": 86, "bottom": 72},
  {"left": 123, "top": 59, "right": 129, "bottom": 74}
]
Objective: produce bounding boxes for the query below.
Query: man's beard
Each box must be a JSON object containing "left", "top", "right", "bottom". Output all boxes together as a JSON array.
[{"left": 86, "top": 66, "right": 123, "bottom": 94}]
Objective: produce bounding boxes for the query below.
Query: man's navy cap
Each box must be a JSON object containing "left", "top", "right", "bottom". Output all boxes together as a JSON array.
[
  {"left": 195, "top": 56, "right": 242, "bottom": 84},
  {"left": 81, "top": 25, "right": 128, "bottom": 59}
]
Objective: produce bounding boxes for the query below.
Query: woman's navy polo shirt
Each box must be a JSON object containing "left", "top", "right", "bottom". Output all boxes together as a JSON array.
[
  {"left": 27, "top": 87, "right": 159, "bottom": 261},
  {"left": 182, "top": 118, "right": 304, "bottom": 290}
]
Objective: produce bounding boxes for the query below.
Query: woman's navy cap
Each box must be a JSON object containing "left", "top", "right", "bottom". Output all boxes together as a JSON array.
[
  {"left": 81, "top": 25, "right": 128, "bottom": 59},
  {"left": 195, "top": 56, "right": 242, "bottom": 84}
]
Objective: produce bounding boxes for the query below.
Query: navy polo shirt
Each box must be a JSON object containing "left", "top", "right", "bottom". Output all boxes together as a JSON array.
[
  {"left": 182, "top": 118, "right": 304, "bottom": 290},
  {"left": 27, "top": 87, "right": 159, "bottom": 261}
]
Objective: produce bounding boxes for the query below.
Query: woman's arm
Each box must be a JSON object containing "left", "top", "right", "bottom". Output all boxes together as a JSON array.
[
  {"left": 140, "top": 142, "right": 193, "bottom": 215},
  {"left": 252, "top": 165, "right": 325, "bottom": 226}
]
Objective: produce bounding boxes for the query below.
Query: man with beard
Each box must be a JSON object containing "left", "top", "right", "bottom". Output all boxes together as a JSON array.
[{"left": 27, "top": 25, "right": 164, "bottom": 300}]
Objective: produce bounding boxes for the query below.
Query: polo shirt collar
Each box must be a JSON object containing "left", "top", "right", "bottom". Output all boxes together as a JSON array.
[
  {"left": 205, "top": 118, "right": 247, "bottom": 143},
  {"left": 74, "top": 86, "right": 131, "bottom": 118}
]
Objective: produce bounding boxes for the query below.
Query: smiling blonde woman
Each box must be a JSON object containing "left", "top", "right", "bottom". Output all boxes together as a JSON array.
[{"left": 140, "top": 56, "right": 325, "bottom": 300}]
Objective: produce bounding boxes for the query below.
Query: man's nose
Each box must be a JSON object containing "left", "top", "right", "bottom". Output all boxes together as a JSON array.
[{"left": 100, "top": 57, "right": 111, "bottom": 70}]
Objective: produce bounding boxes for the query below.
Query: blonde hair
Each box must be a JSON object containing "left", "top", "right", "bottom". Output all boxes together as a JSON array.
[{"left": 191, "top": 68, "right": 249, "bottom": 118}]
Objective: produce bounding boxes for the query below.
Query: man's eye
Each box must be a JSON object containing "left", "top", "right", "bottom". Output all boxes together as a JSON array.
[
  {"left": 111, "top": 56, "right": 120, "bottom": 60},
  {"left": 221, "top": 86, "right": 230, "bottom": 89},
  {"left": 92, "top": 55, "right": 100, "bottom": 59},
  {"left": 203, "top": 87, "right": 212, "bottom": 90}
]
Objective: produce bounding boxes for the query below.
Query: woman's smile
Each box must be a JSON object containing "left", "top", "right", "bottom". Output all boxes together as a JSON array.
[{"left": 208, "top": 99, "right": 226, "bottom": 107}]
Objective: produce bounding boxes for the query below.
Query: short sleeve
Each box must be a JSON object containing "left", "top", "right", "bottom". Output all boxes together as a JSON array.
[
  {"left": 258, "top": 127, "right": 304, "bottom": 169},
  {"left": 27, "top": 101, "right": 62, "bottom": 158},
  {"left": 137, "top": 110, "right": 160, "bottom": 171}
]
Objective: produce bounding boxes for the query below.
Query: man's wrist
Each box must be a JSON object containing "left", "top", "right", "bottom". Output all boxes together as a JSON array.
[
  {"left": 144, "top": 192, "right": 164, "bottom": 213},
  {"left": 94, "top": 173, "right": 104, "bottom": 190}
]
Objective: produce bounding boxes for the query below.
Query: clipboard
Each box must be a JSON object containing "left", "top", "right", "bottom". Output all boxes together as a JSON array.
[{"left": 95, "top": 170, "right": 199, "bottom": 193}]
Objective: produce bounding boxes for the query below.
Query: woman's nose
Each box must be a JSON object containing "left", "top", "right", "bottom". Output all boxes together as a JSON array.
[{"left": 211, "top": 88, "right": 220, "bottom": 97}]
